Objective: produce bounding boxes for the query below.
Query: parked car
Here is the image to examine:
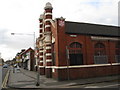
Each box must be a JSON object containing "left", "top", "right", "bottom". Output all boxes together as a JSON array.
[{"left": 3, "top": 64, "right": 8, "bottom": 68}]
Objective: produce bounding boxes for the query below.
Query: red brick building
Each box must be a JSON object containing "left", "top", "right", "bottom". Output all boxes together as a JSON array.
[{"left": 35, "top": 2, "right": 120, "bottom": 80}]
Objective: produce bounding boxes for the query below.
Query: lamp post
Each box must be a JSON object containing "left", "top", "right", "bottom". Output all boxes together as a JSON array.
[
  {"left": 35, "top": 47, "right": 40, "bottom": 86},
  {"left": 11, "top": 32, "right": 40, "bottom": 86}
]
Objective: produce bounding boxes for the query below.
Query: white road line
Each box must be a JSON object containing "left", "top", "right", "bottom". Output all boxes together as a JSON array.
[
  {"left": 101, "top": 84, "right": 120, "bottom": 88},
  {"left": 1, "top": 70, "right": 10, "bottom": 88},
  {"left": 85, "top": 86, "right": 100, "bottom": 88}
]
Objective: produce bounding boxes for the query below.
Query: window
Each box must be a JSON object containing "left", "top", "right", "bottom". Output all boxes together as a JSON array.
[
  {"left": 115, "top": 42, "right": 120, "bottom": 63},
  {"left": 94, "top": 42, "right": 108, "bottom": 64},
  {"left": 94, "top": 43, "right": 105, "bottom": 48},
  {"left": 69, "top": 42, "right": 82, "bottom": 48},
  {"left": 115, "top": 42, "right": 120, "bottom": 48},
  {"left": 68, "top": 42, "right": 83, "bottom": 65}
]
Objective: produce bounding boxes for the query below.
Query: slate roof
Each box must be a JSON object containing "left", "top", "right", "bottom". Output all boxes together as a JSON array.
[{"left": 65, "top": 21, "right": 120, "bottom": 37}]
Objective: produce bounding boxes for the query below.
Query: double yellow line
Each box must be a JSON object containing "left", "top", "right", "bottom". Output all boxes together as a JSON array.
[{"left": 1, "top": 70, "right": 10, "bottom": 88}]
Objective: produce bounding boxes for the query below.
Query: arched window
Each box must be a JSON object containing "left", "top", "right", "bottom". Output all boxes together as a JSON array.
[
  {"left": 94, "top": 43, "right": 106, "bottom": 56},
  {"left": 68, "top": 42, "right": 83, "bottom": 65},
  {"left": 69, "top": 42, "right": 82, "bottom": 48},
  {"left": 69, "top": 42, "right": 82, "bottom": 54},
  {"left": 94, "top": 42, "right": 108, "bottom": 64}
]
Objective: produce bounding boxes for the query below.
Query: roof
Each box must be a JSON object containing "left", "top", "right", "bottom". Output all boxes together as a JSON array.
[
  {"left": 65, "top": 21, "right": 120, "bottom": 37},
  {"left": 19, "top": 47, "right": 34, "bottom": 56}
]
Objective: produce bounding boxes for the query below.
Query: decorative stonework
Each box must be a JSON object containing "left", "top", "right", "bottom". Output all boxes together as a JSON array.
[{"left": 59, "top": 20, "right": 65, "bottom": 27}]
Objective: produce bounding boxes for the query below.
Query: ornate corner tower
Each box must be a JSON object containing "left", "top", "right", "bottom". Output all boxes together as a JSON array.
[{"left": 44, "top": 2, "right": 53, "bottom": 78}]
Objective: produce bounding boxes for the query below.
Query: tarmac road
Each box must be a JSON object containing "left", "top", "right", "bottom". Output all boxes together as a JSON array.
[
  {"left": 2, "top": 67, "right": 9, "bottom": 82},
  {"left": 1, "top": 66, "right": 9, "bottom": 90}
]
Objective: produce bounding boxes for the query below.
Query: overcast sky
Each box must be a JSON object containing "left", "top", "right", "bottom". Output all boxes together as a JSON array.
[{"left": 0, "top": 0, "right": 119, "bottom": 61}]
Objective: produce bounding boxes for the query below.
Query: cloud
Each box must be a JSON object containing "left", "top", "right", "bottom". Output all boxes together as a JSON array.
[{"left": 51, "top": 0, "right": 118, "bottom": 26}]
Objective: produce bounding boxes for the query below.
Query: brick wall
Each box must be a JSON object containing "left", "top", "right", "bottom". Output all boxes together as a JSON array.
[{"left": 52, "top": 64, "right": 120, "bottom": 80}]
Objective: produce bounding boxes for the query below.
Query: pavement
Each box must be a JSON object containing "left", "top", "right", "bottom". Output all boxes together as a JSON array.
[{"left": 7, "top": 67, "right": 120, "bottom": 89}]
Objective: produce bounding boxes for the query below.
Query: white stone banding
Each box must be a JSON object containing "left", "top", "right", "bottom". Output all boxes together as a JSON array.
[
  {"left": 45, "top": 63, "right": 120, "bottom": 69},
  {"left": 40, "top": 56, "right": 43, "bottom": 58},
  {"left": 46, "top": 59, "right": 52, "bottom": 62},
  {"left": 40, "top": 23, "right": 43, "bottom": 25},
  {"left": 91, "top": 36, "right": 120, "bottom": 41},
  {"left": 46, "top": 53, "right": 52, "bottom": 56},
  {"left": 46, "top": 66, "right": 52, "bottom": 68},
  {"left": 40, "top": 50, "right": 43, "bottom": 53},
  {"left": 45, "top": 13, "right": 52, "bottom": 15},
  {"left": 40, "top": 33, "right": 43, "bottom": 35},
  {"left": 39, "top": 66, "right": 45, "bottom": 68},
  {"left": 43, "top": 32, "right": 51, "bottom": 35},
  {"left": 46, "top": 46, "right": 51, "bottom": 49},
  {"left": 40, "top": 28, "right": 43, "bottom": 29},
  {"left": 45, "top": 25, "right": 51, "bottom": 28},
  {"left": 40, "top": 61, "right": 43, "bottom": 63},
  {"left": 45, "top": 19, "right": 51, "bottom": 22}
]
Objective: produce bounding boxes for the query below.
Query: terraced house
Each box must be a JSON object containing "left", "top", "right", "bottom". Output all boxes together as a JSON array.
[{"left": 35, "top": 2, "right": 120, "bottom": 80}]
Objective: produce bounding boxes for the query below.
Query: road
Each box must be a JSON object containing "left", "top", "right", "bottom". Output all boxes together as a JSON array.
[
  {"left": 1, "top": 66, "right": 9, "bottom": 90},
  {"left": 2, "top": 67, "right": 9, "bottom": 82}
]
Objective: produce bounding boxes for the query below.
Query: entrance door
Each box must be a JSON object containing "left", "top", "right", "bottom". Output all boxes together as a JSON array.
[{"left": 69, "top": 53, "right": 83, "bottom": 66}]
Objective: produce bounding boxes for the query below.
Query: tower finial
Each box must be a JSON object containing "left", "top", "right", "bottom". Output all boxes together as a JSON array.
[
  {"left": 39, "top": 14, "right": 43, "bottom": 20},
  {"left": 44, "top": 2, "right": 53, "bottom": 10}
]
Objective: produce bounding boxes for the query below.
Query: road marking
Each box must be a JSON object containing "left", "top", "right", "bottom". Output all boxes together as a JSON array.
[
  {"left": 1, "top": 70, "right": 10, "bottom": 88},
  {"left": 101, "top": 83, "right": 120, "bottom": 88},
  {"left": 85, "top": 86, "right": 100, "bottom": 88},
  {"left": 84, "top": 83, "right": 120, "bottom": 88}
]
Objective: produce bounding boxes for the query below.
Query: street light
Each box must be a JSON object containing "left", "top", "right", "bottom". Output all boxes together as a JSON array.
[{"left": 11, "top": 32, "right": 40, "bottom": 86}]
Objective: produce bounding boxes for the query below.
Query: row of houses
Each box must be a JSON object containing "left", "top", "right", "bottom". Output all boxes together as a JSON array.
[
  {"left": 13, "top": 2, "right": 120, "bottom": 81},
  {"left": 13, "top": 48, "right": 35, "bottom": 71}
]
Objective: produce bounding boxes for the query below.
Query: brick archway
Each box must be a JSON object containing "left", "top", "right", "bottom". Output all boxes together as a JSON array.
[{"left": 68, "top": 42, "right": 83, "bottom": 65}]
